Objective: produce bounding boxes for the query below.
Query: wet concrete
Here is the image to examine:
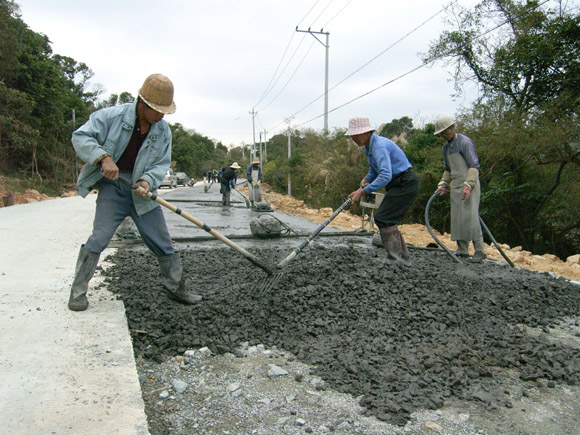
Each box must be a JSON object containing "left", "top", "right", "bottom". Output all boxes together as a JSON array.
[{"left": 103, "top": 184, "right": 580, "bottom": 427}]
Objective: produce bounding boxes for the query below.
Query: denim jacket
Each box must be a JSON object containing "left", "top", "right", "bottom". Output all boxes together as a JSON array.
[{"left": 72, "top": 102, "right": 172, "bottom": 216}]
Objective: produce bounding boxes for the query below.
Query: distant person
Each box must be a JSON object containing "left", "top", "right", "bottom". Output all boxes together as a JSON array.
[
  {"left": 246, "top": 157, "right": 263, "bottom": 206},
  {"left": 68, "top": 73, "right": 201, "bottom": 312},
  {"left": 345, "top": 116, "right": 420, "bottom": 264},
  {"left": 220, "top": 162, "right": 240, "bottom": 206},
  {"left": 434, "top": 116, "right": 486, "bottom": 263}
]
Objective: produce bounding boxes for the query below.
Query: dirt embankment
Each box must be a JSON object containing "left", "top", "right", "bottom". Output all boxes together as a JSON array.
[{"left": 251, "top": 185, "right": 580, "bottom": 282}]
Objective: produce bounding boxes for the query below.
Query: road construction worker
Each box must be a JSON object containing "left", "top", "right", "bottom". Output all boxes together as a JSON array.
[
  {"left": 246, "top": 157, "right": 263, "bottom": 207},
  {"left": 220, "top": 162, "right": 240, "bottom": 206},
  {"left": 68, "top": 73, "right": 201, "bottom": 312},
  {"left": 346, "top": 116, "right": 420, "bottom": 264},
  {"left": 434, "top": 115, "right": 486, "bottom": 263}
]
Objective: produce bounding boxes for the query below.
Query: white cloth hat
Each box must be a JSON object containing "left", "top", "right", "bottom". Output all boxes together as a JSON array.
[
  {"left": 433, "top": 116, "right": 455, "bottom": 135},
  {"left": 345, "top": 116, "right": 374, "bottom": 136},
  {"left": 230, "top": 162, "right": 241, "bottom": 169}
]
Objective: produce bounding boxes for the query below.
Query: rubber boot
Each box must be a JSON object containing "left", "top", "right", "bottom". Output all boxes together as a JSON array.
[
  {"left": 379, "top": 226, "right": 409, "bottom": 264},
  {"left": 68, "top": 245, "right": 100, "bottom": 311},
  {"left": 398, "top": 230, "right": 411, "bottom": 265},
  {"left": 455, "top": 240, "right": 470, "bottom": 258},
  {"left": 157, "top": 253, "right": 202, "bottom": 304},
  {"left": 470, "top": 239, "right": 487, "bottom": 263}
]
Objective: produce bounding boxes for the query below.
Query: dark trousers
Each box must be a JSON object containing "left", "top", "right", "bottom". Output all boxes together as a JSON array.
[{"left": 374, "top": 168, "right": 420, "bottom": 228}]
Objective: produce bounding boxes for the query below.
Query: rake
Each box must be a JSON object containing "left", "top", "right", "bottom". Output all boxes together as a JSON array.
[
  {"left": 118, "top": 176, "right": 273, "bottom": 276},
  {"left": 259, "top": 192, "right": 357, "bottom": 294}
]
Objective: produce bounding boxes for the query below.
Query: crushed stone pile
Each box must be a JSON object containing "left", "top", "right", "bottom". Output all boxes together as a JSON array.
[{"left": 103, "top": 243, "right": 580, "bottom": 426}]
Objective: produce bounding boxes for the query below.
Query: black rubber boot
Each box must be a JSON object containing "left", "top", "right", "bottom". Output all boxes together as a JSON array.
[
  {"left": 379, "top": 226, "right": 409, "bottom": 264},
  {"left": 158, "top": 253, "right": 202, "bottom": 304},
  {"left": 68, "top": 245, "right": 100, "bottom": 311}
]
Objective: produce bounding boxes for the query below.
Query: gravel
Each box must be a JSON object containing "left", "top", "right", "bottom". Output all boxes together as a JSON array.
[{"left": 102, "top": 240, "right": 580, "bottom": 434}]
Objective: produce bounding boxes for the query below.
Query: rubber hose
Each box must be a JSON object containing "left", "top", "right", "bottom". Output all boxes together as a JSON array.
[{"left": 425, "top": 191, "right": 460, "bottom": 263}]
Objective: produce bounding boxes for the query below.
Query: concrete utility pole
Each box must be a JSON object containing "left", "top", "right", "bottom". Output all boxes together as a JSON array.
[
  {"left": 296, "top": 27, "right": 329, "bottom": 135},
  {"left": 259, "top": 131, "right": 263, "bottom": 168},
  {"left": 263, "top": 129, "right": 268, "bottom": 163},
  {"left": 249, "top": 108, "right": 257, "bottom": 159}
]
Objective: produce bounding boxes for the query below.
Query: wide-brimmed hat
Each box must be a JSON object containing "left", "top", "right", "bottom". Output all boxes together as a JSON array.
[
  {"left": 230, "top": 162, "right": 241, "bottom": 169},
  {"left": 251, "top": 158, "right": 260, "bottom": 165},
  {"left": 433, "top": 116, "right": 455, "bottom": 135},
  {"left": 138, "top": 73, "right": 176, "bottom": 114},
  {"left": 345, "top": 116, "right": 374, "bottom": 136}
]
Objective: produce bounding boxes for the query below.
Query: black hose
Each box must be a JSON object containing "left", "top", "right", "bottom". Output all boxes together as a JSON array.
[
  {"left": 425, "top": 191, "right": 460, "bottom": 263},
  {"left": 479, "top": 217, "right": 515, "bottom": 267}
]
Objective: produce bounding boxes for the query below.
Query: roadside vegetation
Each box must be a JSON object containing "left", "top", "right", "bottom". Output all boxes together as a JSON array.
[{"left": 1, "top": 0, "right": 578, "bottom": 258}]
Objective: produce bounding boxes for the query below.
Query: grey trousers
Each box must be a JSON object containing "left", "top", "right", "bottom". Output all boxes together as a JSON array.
[{"left": 84, "top": 175, "right": 174, "bottom": 257}]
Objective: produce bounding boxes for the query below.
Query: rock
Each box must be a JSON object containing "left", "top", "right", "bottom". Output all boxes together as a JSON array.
[
  {"left": 543, "top": 254, "right": 560, "bottom": 262},
  {"left": 566, "top": 254, "right": 580, "bottom": 265},
  {"left": 268, "top": 364, "right": 288, "bottom": 377},
  {"left": 198, "top": 347, "right": 212, "bottom": 357},
  {"left": 172, "top": 379, "right": 188, "bottom": 393},
  {"left": 424, "top": 421, "right": 443, "bottom": 431},
  {"left": 159, "top": 390, "right": 169, "bottom": 399},
  {"left": 296, "top": 418, "right": 306, "bottom": 426},
  {"left": 512, "top": 246, "right": 523, "bottom": 252},
  {"left": 227, "top": 382, "right": 241, "bottom": 392}
]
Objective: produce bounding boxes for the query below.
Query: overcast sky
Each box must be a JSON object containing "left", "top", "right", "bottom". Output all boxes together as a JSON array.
[{"left": 16, "top": 0, "right": 484, "bottom": 147}]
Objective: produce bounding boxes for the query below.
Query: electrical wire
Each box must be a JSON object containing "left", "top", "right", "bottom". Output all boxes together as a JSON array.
[
  {"left": 283, "top": 0, "right": 552, "bottom": 131},
  {"left": 253, "top": 0, "right": 322, "bottom": 108}
]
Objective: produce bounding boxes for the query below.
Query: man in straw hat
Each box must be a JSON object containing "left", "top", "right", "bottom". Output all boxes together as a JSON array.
[
  {"left": 246, "top": 157, "right": 263, "bottom": 207},
  {"left": 220, "top": 162, "right": 240, "bottom": 206},
  {"left": 345, "top": 116, "right": 420, "bottom": 264},
  {"left": 68, "top": 73, "right": 202, "bottom": 312},
  {"left": 434, "top": 115, "right": 486, "bottom": 263}
]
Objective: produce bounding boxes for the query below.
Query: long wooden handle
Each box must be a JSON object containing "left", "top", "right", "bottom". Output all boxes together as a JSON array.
[
  {"left": 118, "top": 177, "right": 273, "bottom": 275},
  {"left": 277, "top": 195, "right": 354, "bottom": 269}
]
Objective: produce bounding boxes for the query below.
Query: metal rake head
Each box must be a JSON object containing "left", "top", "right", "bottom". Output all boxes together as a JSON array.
[{"left": 258, "top": 272, "right": 284, "bottom": 296}]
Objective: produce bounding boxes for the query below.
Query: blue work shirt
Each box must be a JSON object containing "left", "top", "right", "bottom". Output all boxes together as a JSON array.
[
  {"left": 72, "top": 102, "right": 172, "bottom": 216},
  {"left": 363, "top": 134, "right": 412, "bottom": 194},
  {"left": 442, "top": 133, "right": 480, "bottom": 172}
]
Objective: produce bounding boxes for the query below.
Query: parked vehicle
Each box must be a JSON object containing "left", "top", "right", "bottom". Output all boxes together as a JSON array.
[
  {"left": 175, "top": 172, "right": 191, "bottom": 187},
  {"left": 160, "top": 169, "right": 178, "bottom": 189}
]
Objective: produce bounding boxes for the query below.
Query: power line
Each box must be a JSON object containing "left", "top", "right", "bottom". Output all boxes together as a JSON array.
[
  {"left": 254, "top": 0, "right": 323, "bottom": 108},
  {"left": 276, "top": 0, "right": 551, "bottom": 132},
  {"left": 283, "top": 2, "right": 454, "bottom": 123}
]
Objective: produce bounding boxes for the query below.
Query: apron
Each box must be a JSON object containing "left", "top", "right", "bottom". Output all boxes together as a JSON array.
[{"left": 448, "top": 152, "right": 482, "bottom": 241}]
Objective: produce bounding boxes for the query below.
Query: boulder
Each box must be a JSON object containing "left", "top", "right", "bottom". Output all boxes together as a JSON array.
[{"left": 566, "top": 254, "right": 580, "bottom": 265}]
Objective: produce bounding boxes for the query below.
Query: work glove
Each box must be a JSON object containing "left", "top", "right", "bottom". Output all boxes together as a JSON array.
[
  {"left": 360, "top": 177, "right": 370, "bottom": 188},
  {"left": 462, "top": 187, "right": 471, "bottom": 201}
]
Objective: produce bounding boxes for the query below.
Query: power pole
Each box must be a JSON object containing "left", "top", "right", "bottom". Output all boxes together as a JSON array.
[
  {"left": 249, "top": 108, "right": 257, "bottom": 159},
  {"left": 296, "top": 27, "right": 329, "bottom": 135},
  {"left": 263, "top": 129, "right": 268, "bottom": 163},
  {"left": 259, "top": 131, "right": 263, "bottom": 168}
]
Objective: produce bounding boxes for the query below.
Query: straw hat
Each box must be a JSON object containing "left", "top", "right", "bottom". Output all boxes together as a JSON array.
[
  {"left": 433, "top": 116, "right": 455, "bottom": 135},
  {"left": 345, "top": 116, "right": 374, "bottom": 136},
  {"left": 138, "top": 74, "right": 176, "bottom": 114},
  {"left": 251, "top": 157, "right": 260, "bottom": 165},
  {"left": 230, "top": 162, "right": 241, "bottom": 169}
]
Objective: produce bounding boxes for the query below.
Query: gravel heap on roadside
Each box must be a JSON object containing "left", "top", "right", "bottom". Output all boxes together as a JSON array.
[{"left": 102, "top": 242, "right": 580, "bottom": 433}]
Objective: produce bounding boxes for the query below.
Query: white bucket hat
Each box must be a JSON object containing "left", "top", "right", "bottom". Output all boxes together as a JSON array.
[
  {"left": 345, "top": 116, "right": 374, "bottom": 136},
  {"left": 230, "top": 162, "right": 241, "bottom": 169},
  {"left": 433, "top": 116, "right": 455, "bottom": 135}
]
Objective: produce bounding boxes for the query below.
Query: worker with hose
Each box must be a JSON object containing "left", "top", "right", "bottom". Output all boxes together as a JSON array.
[
  {"left": 246, "top": 157, "right": 263, "bottom": 207},
  {"left": 220, "top": 162, "right": 240, "bottom": 206},
  {"left": 67, "top": 73, "right": 201, "bottom": 312},
  {"left": 346, "top": 116, "right": 420, "bottom": 264},
  {"left": 434, "top": 115, "right": 486, "bottom": 263}
]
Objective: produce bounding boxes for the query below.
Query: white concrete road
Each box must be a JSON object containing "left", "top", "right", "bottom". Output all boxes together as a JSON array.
[{"left": 0, "top": 194, "right": 149, "bottom": 434}]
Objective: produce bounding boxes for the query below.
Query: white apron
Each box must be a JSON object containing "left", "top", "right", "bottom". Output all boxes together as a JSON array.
[{"left": 449, "top": 152, "right": 482, "bottom": 241}]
